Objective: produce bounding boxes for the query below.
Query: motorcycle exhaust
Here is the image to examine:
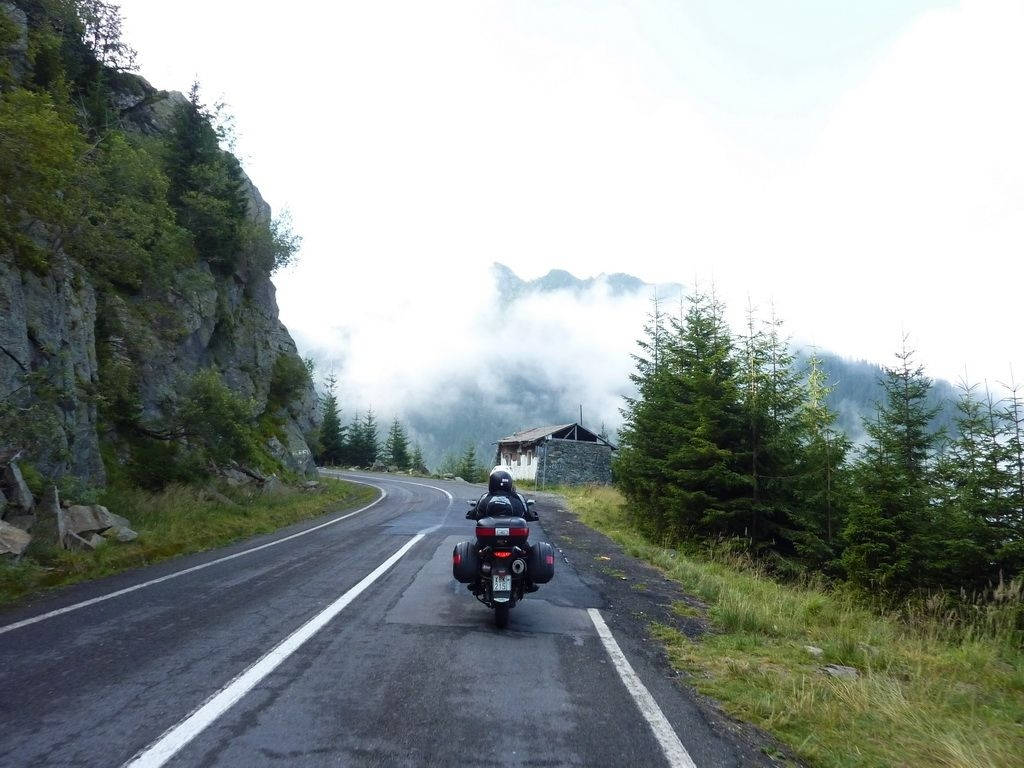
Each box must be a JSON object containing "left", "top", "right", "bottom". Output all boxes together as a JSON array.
[{"left": 511, "top": 558, "right": 527, "bottom": 575}]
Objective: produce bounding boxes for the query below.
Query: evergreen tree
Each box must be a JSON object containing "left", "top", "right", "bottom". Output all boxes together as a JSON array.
[
  {"left": 791, "top": 353, "right": 851, "bottom": 568},
  {"left": 615, "top": 294, "right": 678, "bottom": 536},
  {"left": 383, "top": 417, "right": 411, "bottom": 470},
  {"left": 165, "top": 81, "right": 247, "bottom": 271},
  {"left": 457, "top": 444, "right": 483, "bottom": 482},
  {"left": 317, "top": 375, "right": 346, "bottom": 466},
  {"left": 934, "top": 381, "right": 1014, "bottom": 585},
  {"left": 1001, "top": 373, "right": 1024, "bottom": 571},
  {"left": 842, "top": 339, "right": 943, "bottom": 594},
  {"left": 736, "top": 305, "right": 804, "bottom": 548},
  {"left": 661, "top": 289, "right": 747, "bottom": 540},
  {"left": 410, "top": 443, "right": 427, "bottom": 474}
]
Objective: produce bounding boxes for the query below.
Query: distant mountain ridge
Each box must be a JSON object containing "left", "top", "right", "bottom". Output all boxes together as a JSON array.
[{"left": 492, "top": 262, "right": 683, "bottom": 301}]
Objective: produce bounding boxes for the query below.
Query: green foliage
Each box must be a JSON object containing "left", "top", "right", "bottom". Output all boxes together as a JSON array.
[
  {"left": 176, "top": 368, "right": 262, "bottom": 469},
  {"left": 0, "top": 87, "right": 82, "bottom": 269},
  {"left": 164, "top": 81, "right": 247, "bottom": 272},
  {"left": 75, "top": 132, "right": 195, "bottom": 290},
  {"left": 345, "top": 410, "right": 379, "bottom": 468},
  {"left": 383, "top": 417, "right": 410, "bottom": 470},
  {"left": 241, "top": 211, "right": 301, "bottom": 274},
  {"left": 267, "top": 353, "right": 310, "bottom": 411},
  {"left": 316, "top": 376, "right": 346, "bottom": 466},
  {"left": 841, "top": 341, "right": 944, "bottom": 595},
  {"left": 455, "top": 443, "right": 486, "bottom": 482},
  {"left": 410, "top": 443, "right": 427, "bottom": 474}
]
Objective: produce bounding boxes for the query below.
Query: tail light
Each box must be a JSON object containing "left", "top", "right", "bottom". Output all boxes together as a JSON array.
[
  {"left": 493, "top": 550, "right": 512, "bottom": 559},
  {"left": 453, "top": 551, "right": 462, "bottom": 565},
  {"left": 508, "top": 527, "right": 529, "bottom": 537},
  {"left": 476, "top": 527, "right": 494, "bottom": 537},
  {"left": 545, "top": 554, "right": 555, "bottom": 565}
]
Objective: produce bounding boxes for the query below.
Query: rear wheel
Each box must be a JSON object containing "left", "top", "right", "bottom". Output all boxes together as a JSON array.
[{"left": 494, "top": 603, "right": 510, "bottom": 629}]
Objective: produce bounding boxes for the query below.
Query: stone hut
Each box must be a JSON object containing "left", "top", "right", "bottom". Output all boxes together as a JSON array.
[{"left": 494, "top": 423, "right": 615, "bottom": 486}]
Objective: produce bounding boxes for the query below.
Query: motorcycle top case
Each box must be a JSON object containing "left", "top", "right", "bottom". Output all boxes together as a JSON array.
[
  {"left": 474, "top": 516, "right": 530, "bottom": 548},
  {"left": 528, "top": 541, "right": 556, "bottom": 583},
  {"left": 452, "top": 540, "right": 480, "bottom": 583}
]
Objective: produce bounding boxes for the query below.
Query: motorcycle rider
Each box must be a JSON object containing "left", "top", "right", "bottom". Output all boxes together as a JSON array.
[
  {"left": 467, "top": 467, "right": 537, "bottom": 521},
  {"left": 468, "top": 466, "right": 540, "bottom": 592}
]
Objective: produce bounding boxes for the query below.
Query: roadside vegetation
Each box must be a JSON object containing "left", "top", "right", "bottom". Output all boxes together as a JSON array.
[
  {"left": 0, "top": 478, "right": 377, "bottom": 608},
  {"left": 562, "top": 485, "right": 1024, "bottom": 768}
]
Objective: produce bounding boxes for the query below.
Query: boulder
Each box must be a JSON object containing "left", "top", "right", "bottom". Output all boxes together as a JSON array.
[
  {"left": 102, "top": 526, "right": 138, "bottom": 543},
  {"left": 2, "top": 462, "right": 34, "bottom": 513},
  {"left": 0, "top": 519, "right": 31, "bottom": 557},
  {"left": 822, "top": 664, "right": 859, "bottom": 680},
  {"left": 63, "top": 531, "right": 97, "bottom": 551},
  {"left": 803, "top": 645, "right": 824, "bottom": 658},
  {"left": 220, "top": 468, "right": 252, "bottom": 487},
  {"left": 302, "top": 480, "right": 320, "bottom": 491},
  {"left": 6, "top": 514, "right": 35, "bottom": 532},
  {"left": 64, "top": 504, "right": 111, "bottom": 535},
  {"left": 63, "top": 504, "right": 129, "bottom": 536},
  {"left": 260, "top": 475, "right": 286, "bottom": 496}
]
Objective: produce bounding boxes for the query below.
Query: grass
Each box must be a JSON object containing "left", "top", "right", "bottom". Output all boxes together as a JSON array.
[
  {"left": 0, "top": 477, "right": 378, "bottom": 608},
  {"left": 559, "top": 485, "right": 1024, "bottom": 768}
]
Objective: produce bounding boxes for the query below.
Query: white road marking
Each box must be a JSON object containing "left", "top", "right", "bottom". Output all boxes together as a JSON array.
[
  {"left": 588, "top": 608, "right": 697, "bottom": 768},
  {"left": 0, "top": 487, "right": 387, "bottom": 636},
  {"left": 321, "top": 470, "right": 454, "bottom": 503},
  {"left": 122, "top": 531, "right": 428, "bottom": 768}
]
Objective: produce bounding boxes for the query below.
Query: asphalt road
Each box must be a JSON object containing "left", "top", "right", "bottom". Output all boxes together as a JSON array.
[{"left": 0, "top": 472, "right": 766, "bottom": 767}]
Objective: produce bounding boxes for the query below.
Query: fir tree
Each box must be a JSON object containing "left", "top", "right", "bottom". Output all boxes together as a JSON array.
[
  {"left": 842, "top": 339, "right": 943, "bottom": 594},
  {"left": 165, "top": 81, "right": 247, "bottom": 271},
  {"left": 383, "top": 417, "right": 411, "bottom": 470},
  {"left": 791, "top": 353, "right": 850, "bottom": 568},
  {"left": 317, "top": 375, "right": 345, "bottom": 466},
  {"left": 410, "top": 443, "right": 427, "bottom": 474},
  {"left": 457, "top": 444, "right": 483, "bottom": 482},
  {"left": 661, "top": 289, "right": 747, "bottom": 540},
  {"left": 615, "top": 294, "right": 677, "bottom": 536}
]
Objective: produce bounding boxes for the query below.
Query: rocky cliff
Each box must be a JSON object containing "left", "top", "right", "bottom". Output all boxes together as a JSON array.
[{"left": 0, "top": 3, "right": 318, "bottom": 488}]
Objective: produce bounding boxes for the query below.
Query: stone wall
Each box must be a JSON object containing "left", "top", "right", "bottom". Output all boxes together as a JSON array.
[{"left": 536, "top": 439, "right": 612, "bottom": 486}]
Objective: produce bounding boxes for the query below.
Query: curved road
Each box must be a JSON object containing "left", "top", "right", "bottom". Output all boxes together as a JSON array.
[{"left": 0, "top": 472, "right": 757, "bottom": 767}]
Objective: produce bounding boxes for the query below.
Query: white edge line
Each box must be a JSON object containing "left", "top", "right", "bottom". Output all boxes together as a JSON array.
[
  {"left": 123, "top": 532, "right": 427, "bottom": 768},
  {"left": 588, "top": 608, "right": 697, "bottom": 768},
  {"left": 0, "top": 481, "right": 387, "bottom": 636}
]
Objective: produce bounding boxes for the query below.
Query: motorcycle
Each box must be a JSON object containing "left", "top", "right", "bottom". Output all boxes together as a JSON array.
[{"left": 452, "top": 495, "right": 556, "bottom": 628}]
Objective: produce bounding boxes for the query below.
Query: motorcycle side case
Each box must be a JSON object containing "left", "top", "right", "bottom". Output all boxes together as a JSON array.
[
  {"left": 452, "top": 540, "right": 480, "bottom": 583},
  {"left": 528, "top": 541, "right": 556, "bottom": 584}
]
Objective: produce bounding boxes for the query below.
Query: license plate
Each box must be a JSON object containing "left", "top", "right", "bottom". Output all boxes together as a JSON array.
[
  {"left": 492, "top": 574, "right": 511, "bottom": 592},
  {"left": 495, "top": 527, "right": 509, "bottom": 537}
]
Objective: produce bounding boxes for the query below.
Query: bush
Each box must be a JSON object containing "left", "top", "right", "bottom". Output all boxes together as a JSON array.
[
  {"left": 177, "top": 369, "right": 262, "bottom": 468},
  {"left": 267, "top": 354, "right": 310, "bottom": 411}
]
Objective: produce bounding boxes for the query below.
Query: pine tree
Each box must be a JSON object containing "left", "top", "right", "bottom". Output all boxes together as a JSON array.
[
  {"left": 165, "top": 81, "right": 247, "bottom": 271},
  {"left": 457, "top": 444, "right": 482, "bottom": 482},
  {"left": 933, "top": 379, "right": 1010, "bottom": 586},
  {"left": 317, "top": 375, "right": 345, "bottom": 466},
  {"left": 615, "top": 293, "right": 677, "bottom": 536},
  {"left": 791, "top": 353, "right": 851, "bottom": 568},
  {"left": 661, "top": 289, "right": 748, "bottom": 540},
  {"left": 410, "top": 443, "right": 427, "bottom": 474},
  {"left": 383, "top": 417, "right": 410, "bottom": 470},
  {"left": 842, "top": 339, "right": 943, "bottom": 594}
]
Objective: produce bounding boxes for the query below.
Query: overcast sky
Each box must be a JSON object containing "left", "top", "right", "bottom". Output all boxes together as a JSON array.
[{"left": 117, "top": 0, "right": 1024, "bottom": 409}]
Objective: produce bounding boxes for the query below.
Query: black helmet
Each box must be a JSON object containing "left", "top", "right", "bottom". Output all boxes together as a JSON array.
[{"left": 488, "top": 467, "right": 514, "bottom": 494}]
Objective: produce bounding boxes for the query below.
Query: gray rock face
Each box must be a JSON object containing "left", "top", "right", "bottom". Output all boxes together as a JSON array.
[
  {"left": 2, "top": 462, "right": 34, "bottom": 513},
  {"left": 0, "top": 252, "right": 105, "bottom": 484},
  {"left": 0, "top": 519, "right": 31, "bottom": 556},
  {"left": 0, "top": 73, "right": 319, "bottom": 488}
]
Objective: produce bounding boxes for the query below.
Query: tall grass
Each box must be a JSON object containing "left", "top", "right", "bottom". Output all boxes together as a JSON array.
[
  {"left": 0, "top": 478, "right": 377, "bottom": 607},
  {"left": 560, "top": 485, "right": 1024, "bottom": 768}
]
